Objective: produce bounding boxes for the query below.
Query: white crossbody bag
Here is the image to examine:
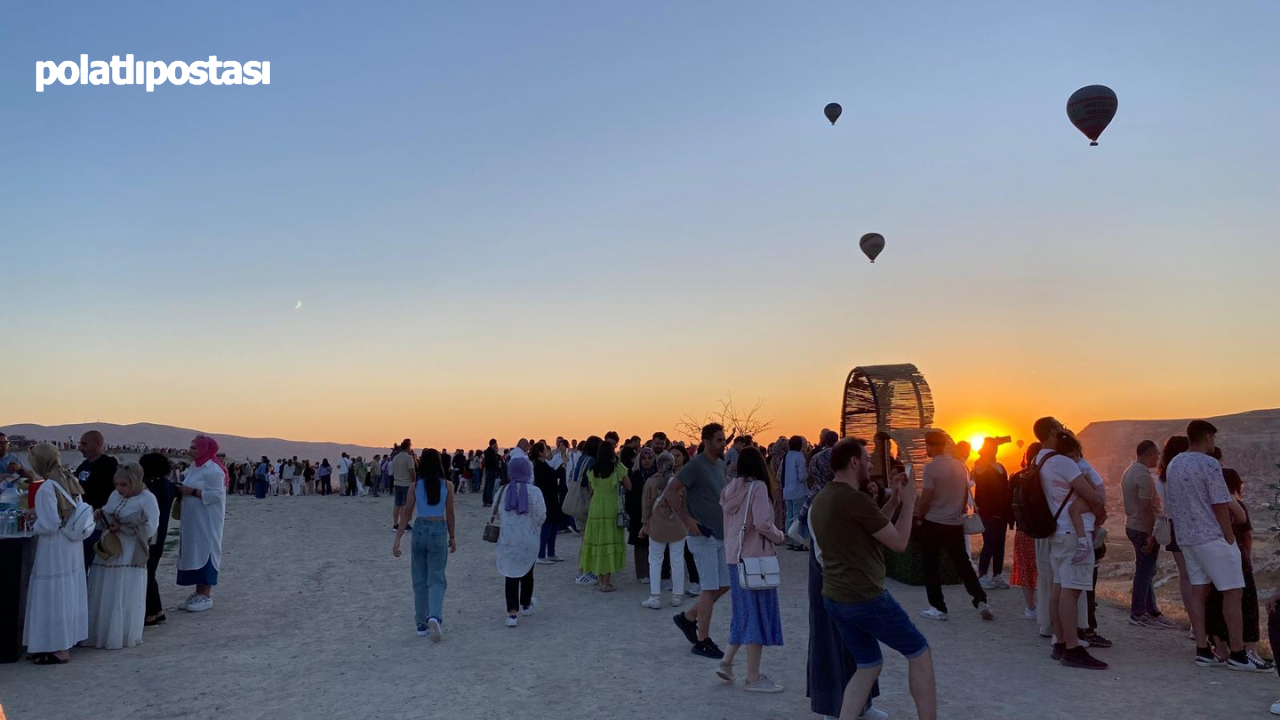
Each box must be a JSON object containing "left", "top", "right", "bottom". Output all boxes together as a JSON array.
[{"left": 735, "top": 481, "right": 782, "bottom": 590}]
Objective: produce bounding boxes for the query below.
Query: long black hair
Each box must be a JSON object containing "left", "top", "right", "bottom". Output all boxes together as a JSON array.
[
  {"left": 1159, "top": 435, "right": 1189, "bottom": 483},
  {"left": 592, "top": 440, "right": 618, "bottom": 478},
  {"left": 418, "top": 448, "right": 445, "bottom": 505},
  {"left": 736, "top": 446, "right": 775, "bottom": 497}
]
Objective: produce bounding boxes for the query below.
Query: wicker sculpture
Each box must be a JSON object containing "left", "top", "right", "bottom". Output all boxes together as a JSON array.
[
  {"left": 839, "top": 363, "right": 961, "bottom": 585},
  {"left": 839, "top": 363, "right": 935, "bottom": 470}
]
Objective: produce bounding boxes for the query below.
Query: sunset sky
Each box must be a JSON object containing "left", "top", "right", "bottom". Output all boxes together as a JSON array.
[{"left": 4, "top": 2, "right": 1279, "bottom": 451}]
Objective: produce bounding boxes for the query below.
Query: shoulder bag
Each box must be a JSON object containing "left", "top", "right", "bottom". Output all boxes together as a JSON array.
[
  {"left": 616, "top": 469, "right": 629, "bottom": 528},
  {"left": 735, "top": 481, "right": 782, "bottom": 590},
  {"left": 962, "top": 482, "right": 985, "bottom": 535},
  {"left": 483, "top": 486, "right": 506, "bottom": 543},
  {"left": 50, "top": 481, "right": 96, "bottom": 542}
]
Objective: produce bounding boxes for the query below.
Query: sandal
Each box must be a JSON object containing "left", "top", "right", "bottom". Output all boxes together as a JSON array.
[
  {"left": 145, "top": 614, "right": 167, "bottom": 627},
  {"left": 600, "top": 584, "right": 617, "bottom": 593},
  {"left": 34, "top": 654, "right": 69, "bottom": 665},
  {"left": 27, "top": 652, "right": 49, "bottom": 663}
]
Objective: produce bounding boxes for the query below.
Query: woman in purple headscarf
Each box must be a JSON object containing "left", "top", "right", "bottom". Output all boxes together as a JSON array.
[{"left": 495, "top": 456, "right": 546, "bottom": 627}]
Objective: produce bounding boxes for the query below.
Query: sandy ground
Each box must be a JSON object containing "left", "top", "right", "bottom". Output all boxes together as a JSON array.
[{"left": 4, "top": 490, "right": 1278, "bottom": 720}]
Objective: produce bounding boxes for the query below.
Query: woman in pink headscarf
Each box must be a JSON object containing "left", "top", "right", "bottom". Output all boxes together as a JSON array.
[{"left": 175, "top": 435, "right": 227, "bottom": 613}]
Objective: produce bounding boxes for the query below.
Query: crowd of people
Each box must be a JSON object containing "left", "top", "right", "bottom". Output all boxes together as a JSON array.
[
  {"left": 6, "top": 414, "right": 1277, "bottom": 717},
  {"left": 3, "top": 430, "right": 227, "bottom": 665}
]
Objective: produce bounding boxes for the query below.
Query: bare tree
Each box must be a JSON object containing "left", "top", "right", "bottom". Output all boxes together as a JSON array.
[{"left": 676, "top": 392, "right": 775, "bottom": 445}]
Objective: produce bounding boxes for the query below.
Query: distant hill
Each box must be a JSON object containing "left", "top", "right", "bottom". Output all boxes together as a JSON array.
[
  {"left": 1077, "top": 408, "right": 1280, "bottom": 507},
  {"left": 0, "top": 422, "right": 390, "bottom": 463}
]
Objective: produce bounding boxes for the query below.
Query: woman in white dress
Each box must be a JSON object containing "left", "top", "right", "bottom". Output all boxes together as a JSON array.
[
  {"left": 23, "top": 442, "right": 89, "bottom": 665},
  {"left": 86, "top": 462, "right": 159, "bottom": 649},
  {"left": 176, "top": 435, "right": 227, "bottom": 613},
  {"left": 495, "top": 457, "right": 545, "bottom": 627}
]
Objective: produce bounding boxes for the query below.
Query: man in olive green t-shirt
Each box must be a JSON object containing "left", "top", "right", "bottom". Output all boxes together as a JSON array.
[{"left": 809, "top": 438, "right": 937, "bottom": 720}]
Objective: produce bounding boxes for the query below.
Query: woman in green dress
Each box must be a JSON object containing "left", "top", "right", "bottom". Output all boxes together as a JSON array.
[{"left": 580, "top": 440, "right": 631, "bottom": 592}]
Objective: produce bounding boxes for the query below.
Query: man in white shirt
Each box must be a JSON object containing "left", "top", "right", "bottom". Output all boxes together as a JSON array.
[
  {"left": 1031, "top": 417, "right": 1108, "bottom": 670},
  {"left": 1166, "top": 420, "right": 1261, "bottom": 670}
]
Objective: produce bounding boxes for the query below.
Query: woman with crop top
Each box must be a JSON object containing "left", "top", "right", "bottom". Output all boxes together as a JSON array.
[{"left": 392, "top": 449, "right": 456, "bottom": 642}]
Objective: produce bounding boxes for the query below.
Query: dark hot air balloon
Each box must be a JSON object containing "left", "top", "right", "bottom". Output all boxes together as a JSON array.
[
  {"left": 1066, "top": 85, "right": 1118, "bottom": 146},
  {"left": 859, "top": 233, "right": 885, "bottom": 263},
  {"left": 824, "top": 103, "right": 842, "bottom": 125}
]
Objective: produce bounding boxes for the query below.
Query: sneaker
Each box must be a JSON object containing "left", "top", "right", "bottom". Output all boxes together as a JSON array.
[
  {"left": 979, "top": 576, "right": 996, "bottom": 590},
  {"left": 743, "top": 674, "right": 783, "bottom": 693},
  {"left": 978, "top": 602, "right": 994, "bottom": 621},
  {"left": 574, "top": 573, "right": 599, "bottom": 586},
  {"left": 185, "top": 595, "right": 213, "bottom": 613},
  {"left": 548, "top": 556, "right": 565, "bottom": 563},
  {"left": 1061, "top": 646, "right": 1108, "bottom": 670},
  {"left": 1148, "top": 614, "right": 1179, "bottom": 630},
  {"left": 505, "top": 616, "right": 518, "bottom": 628},
  {"left": 1023, "top": 607, "right": 1037, "bottom": 621},
  {"left": 858, "top": 708, "right": 890, "bottom": 720},
  {"left": 1079, "top": 630, "right": 1112, "bottom": 649},
  {"left": 995, "top": 576, "right": 1010, "bottom": 589},
  {"left": 1050, "top": 642, "right": 1065, "bottom": 661},
  {"left": 536, "top": 558, "right": 554, "bottom": 565},
  {"left": 1271, "top": 700, "right": 1280, "bottom": 716},
  {"left": 716, "top": 660, "right": 735, "bottom": 683},
  {"left": 691, "top": 638, "right": 725, "bottom": 659},
  {"left": 1250, "top": 650, "right": 1275, "bottom": 670},
  {"left": 178, "top": 592, "right": 200, "bottom": 610},
  {"left": 641, "top": 595, "right": 662, "bottom": 610},
  {"left": 638, "top": 576, "right": 650, "bottom": 584},
  {"left": 1071, "top": 539, "right": 1092, "bottom": 564},
  {"left": 671, "top": 595, "right": 683, "bottom": 608},
  {"left": 416, "top": 623, "right": 429, "bottom": 637},
  {"left": 521, "top": 597, "right": 537, "bottom": 616},
  {"left": 661, "top": 578, "right": 673, "bottom": 592},
  {"left": 673, "top": 612, "right": 699, "bottom": 645},
  {"left": 1196, "top": 645, "right": 1226, "bottom": 667},
  {"left": 428, "top": 618, "right": 442, "bottom": 643},
  {"left": 1128, "top": 614, "right": 1162, "bottom": 629},
  {"left": 920, "top": 608, "right": 948, "bottom": 622},
  {"left": 686, "top": 582, "right": 702, "bottom": 596},
  {"left": 1229, "top": 651, "right": 1272, "bottom": 673}
]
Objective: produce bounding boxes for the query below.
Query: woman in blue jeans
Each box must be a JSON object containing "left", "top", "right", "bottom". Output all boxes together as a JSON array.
[{"left": 392, "top": 449, "right": 456, "bottom": 642}]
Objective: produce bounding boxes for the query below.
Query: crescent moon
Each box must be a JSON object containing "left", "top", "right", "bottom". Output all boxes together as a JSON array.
[{"left": 295, "top": 301, "right": 303, "bottom": 310}]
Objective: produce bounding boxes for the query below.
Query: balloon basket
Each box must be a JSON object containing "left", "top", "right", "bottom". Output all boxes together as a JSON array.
[{"left": 1090, "top": 141, "right": 1098, "bottom": 146}]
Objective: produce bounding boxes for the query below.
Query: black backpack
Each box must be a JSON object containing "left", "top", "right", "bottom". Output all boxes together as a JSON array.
[{"left": 1010, "top": 451, "right": 1074, "bottom": 539}]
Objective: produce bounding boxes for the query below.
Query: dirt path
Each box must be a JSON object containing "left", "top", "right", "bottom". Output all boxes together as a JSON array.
[{"left": 3, "top": 492, "right": 1277, "bottom": 719}]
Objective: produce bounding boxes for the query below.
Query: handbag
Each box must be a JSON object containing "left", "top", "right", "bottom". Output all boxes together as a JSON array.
[
  {"left": 735, "top": 481, "right": 782, "bottom": 590},
  {"left": 616, "top": 471, "right": 629, "bottom": 529},
  {"left": 962, "top": 485, "right": 985, "bottom": 535},
  {"left": 483, "top": 487, "right": 506, "bottom": 543},
  {"left": 1153, "top": 516, "right": 1172, "bottom": 546},
  {"left": 50, "top": 481, "right": 95, "bottom": 542}
]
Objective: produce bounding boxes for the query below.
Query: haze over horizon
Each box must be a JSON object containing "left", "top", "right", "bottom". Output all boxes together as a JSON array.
[{"left": 5, "top": 1, "right": 1278, "bottom": 449}]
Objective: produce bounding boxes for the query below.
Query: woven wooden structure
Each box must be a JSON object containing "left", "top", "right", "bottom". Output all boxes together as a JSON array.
[
  {"left": 839, "top": 363, "right": 935, "bottom": 470},
  {"left": 839, "top": 363, "right": 962, "bottom": 586}
]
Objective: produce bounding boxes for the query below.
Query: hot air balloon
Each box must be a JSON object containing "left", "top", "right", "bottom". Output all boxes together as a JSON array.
[
  {"left": 859, "top": 233, "right": 885, "bottom": 263},
  {"left": 1066, "top": 85, "right": 1118, "bottom": 146},
  {"left": 824, "top": 103, "right": 842, "bottom": 125}
]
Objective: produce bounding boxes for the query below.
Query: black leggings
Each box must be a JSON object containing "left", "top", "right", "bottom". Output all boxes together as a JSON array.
[
  {"left": 505, "top": 568, "right": 534, "bottom": 613},
  {"left": 145, "top": 541, "right": 165, "bottom": 617}
]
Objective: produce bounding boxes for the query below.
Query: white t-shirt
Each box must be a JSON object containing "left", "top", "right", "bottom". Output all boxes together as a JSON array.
[{"left": 1037, "top": 449, "right": 1090, "bottom": 536}]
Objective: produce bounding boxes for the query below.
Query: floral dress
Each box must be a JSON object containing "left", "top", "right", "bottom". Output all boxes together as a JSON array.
[{"left": 579, "top": 465, "right": 627, "bottom": 575}]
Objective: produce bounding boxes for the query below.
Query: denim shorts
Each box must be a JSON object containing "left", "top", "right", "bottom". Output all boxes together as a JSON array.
[
  {"left": 394, "top": 485, "right": 410, "bottom": 507},
  {"left": 686, "top": 535, "right": 730, "bottom": 590},
  {"left": 824, "top": 590, "right": 929, "bottom": 668}
]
